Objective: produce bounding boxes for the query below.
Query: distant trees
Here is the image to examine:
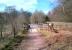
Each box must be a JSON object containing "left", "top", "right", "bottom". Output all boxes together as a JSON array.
[
  {"left": 5, "top": 6, "right": 18, "bottom": 38},
  {"left": 30, "top": 10, "right": 46, "bottom": 24},
  {"left": 17, "top": 10, "right": 32, "bottom": 32},
  {"left": 0, "top": 6, "right": 54, "bottom": 39},
  {"left": 0, "top": 6, "right": 32, "bottom": 38},
  {"left": 49, "top": 0, "right": 72, "bottom": 22},
  {"left": 20, "top": 11, "right": 32, "bottom": 24},
  {"left": 59, "top": 0, "right": 72, "bottom": 22},
  {"left": 45, "top": 16, "right": 50, "bottom": 22},
  {"left": 48, "top": 7, "right": 68, "bottom": 22}
]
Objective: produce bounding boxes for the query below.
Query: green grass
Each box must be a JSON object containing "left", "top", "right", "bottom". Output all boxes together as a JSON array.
[
  {"left": 0, "top": 35, "right": 13, "bottom": 49},
  {"left": 1, "top": 35, "right": 24, "bottom": 50},
  {"left": 0, "top": 29, "right": 28, "bottom": 50}
]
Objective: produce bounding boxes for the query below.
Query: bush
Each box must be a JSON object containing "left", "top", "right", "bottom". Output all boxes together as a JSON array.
[{"left": 1, "top": 35, "right": 24, "bottom": 50}]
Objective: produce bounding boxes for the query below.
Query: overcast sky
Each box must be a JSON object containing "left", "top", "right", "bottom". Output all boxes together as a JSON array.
[{"left": 0, "top": 0, "right": 59, "bottom": 13}]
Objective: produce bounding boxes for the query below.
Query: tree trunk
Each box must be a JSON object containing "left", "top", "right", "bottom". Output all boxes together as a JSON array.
[
  {"left": 0, "top": 31, "right": 3, "bottom": 38},
  {"left": 11, "top": 22, "right": 17, "bottom": 38},
  {"left": 12, "top": 25, "right": 17, "bottom": 38},
  {"left": 0, "top": 26, "right": 3, "bottom": 39}
]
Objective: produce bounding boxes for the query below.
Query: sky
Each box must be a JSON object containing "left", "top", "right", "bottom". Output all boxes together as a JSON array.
[{"left": 0, "top": 0, "right": 59, "bottom": 13}]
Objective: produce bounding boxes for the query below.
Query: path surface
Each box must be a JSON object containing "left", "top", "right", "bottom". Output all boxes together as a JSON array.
[{"left": 14, "top": 24, "right": 48, "bottom": 50}]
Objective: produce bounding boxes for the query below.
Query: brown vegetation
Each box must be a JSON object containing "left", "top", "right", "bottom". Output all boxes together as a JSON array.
[{"left": 39, "top": 22, "right": 72, "bottom": 50}]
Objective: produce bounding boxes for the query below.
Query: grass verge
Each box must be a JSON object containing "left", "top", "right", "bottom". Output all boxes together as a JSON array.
[{"left": 1, "top": 35, "right": 24, "bottom": 50}]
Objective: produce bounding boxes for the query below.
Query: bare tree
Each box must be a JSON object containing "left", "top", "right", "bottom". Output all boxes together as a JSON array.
[
  {"left": 48, "top": 0, "right": 72, "bottom": 22},
  {"left": 58, "top": 0, "right": 72, "bottom": 22},
  {"left": 30, "top": 10, "right": 46, "bottom": 24},
  {"left": 20, "top": 11, "right": 32, "bottom": 24},
  {"left": 5, "top": 6, "right": 18, "bottom": 38},
  {"left": 0, "top": 13, "right": 6, "bottom": 38}
]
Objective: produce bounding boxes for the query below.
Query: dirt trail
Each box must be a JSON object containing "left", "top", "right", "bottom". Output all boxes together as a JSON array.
[
  {"left": 14, "top": 25, "right": 48, "bottom": 50},
  {"left": 14, "top": 24, "right": 72, "bottom": 50}
]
